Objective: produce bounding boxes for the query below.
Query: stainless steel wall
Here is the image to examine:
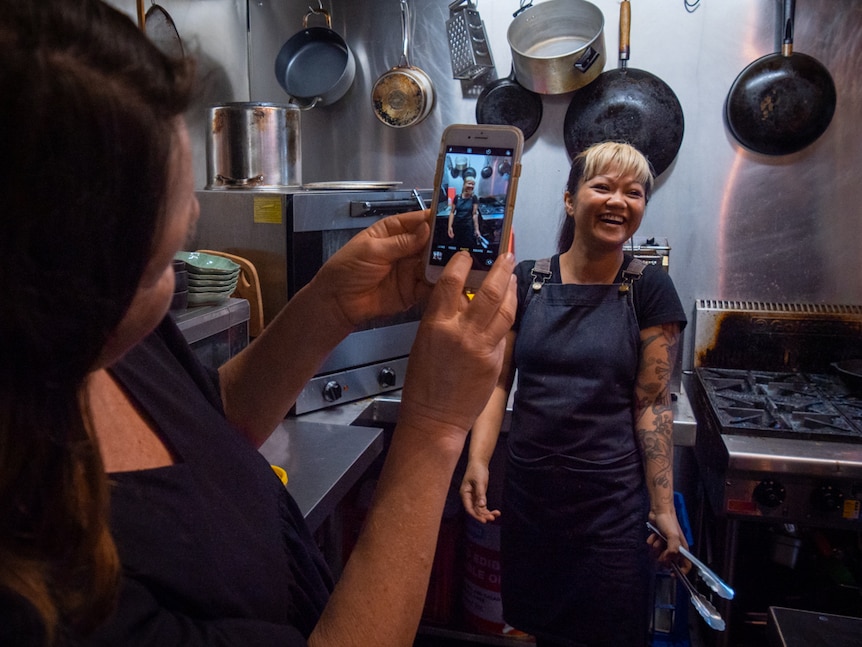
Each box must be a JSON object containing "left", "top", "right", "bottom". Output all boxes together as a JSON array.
[{"left": 112, "top": 0, "right": 862, "bottom": 368}]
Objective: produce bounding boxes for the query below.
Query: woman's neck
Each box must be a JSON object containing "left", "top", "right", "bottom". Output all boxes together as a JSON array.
[{"left": 559, "top": 245, "right": 624, "bottom": 284}]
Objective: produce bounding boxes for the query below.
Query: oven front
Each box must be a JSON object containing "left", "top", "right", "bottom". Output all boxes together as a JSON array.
[
  {"left": 194, "top": 188, "right": 430, "bottom": 414},
  {"left": 690, "top": 301, "right": 862, "bottom": 646}
]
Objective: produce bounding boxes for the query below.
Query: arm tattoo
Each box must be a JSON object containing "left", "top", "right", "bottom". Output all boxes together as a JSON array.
[{"left": 635, "top": 323, "right": 680, "bottom": 505}]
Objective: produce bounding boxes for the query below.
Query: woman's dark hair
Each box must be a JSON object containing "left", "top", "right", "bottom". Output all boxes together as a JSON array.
[
  {"left": 556, "top": 142, "right": 655, "bottom": 253},
  {"left": 0, "top": 0, "right": 194, "bottom": 641}
]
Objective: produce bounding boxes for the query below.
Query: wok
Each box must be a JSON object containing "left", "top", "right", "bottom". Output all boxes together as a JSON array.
[
  {"left": 725, "top": 0, "right": 836, "bottom": 156},
  {"left": 563, "top": 0, "right": 683, "bottom": 176}
]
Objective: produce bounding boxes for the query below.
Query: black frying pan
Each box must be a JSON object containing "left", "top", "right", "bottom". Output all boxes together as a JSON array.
[
  {"left": 725, "top": 0, "right": 836, "bottom": 156},
  {"left": 476, "top": 67, "right": 543, "bottom": 140},
  {"left": 563, "top": 0, "right": 683, "bottom": 176}
]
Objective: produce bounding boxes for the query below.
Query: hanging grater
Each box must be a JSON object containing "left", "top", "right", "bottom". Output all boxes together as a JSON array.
[{"left": 446, "top": 0, "right": 494, "bottom": 80}]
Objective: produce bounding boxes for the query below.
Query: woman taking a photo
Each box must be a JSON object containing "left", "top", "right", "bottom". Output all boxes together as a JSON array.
[{"left": 0, "top": 2, "right": 516, "bottom": 645}]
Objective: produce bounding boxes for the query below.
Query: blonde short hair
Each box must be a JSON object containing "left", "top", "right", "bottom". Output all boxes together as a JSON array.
[
  {"left": 558, "top": 142, "right": 654, "bottom": 252},
  {"left": 571, "top": 141, "right": 654, "bottom": 199}
]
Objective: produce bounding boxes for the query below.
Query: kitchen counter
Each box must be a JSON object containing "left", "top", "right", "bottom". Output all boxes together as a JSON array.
[
  {"left": 258, "top": 417, "right": 384, "bottom": 532},
  {"left": 261, "top": 381, "right": 696, "bottom": 532},
  {"left": 289, "top": 380, "right": 698, "bottom": 447}
]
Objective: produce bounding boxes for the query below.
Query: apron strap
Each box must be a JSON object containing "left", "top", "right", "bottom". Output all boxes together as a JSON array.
[
  {"left": 619, "top": 257, "right": 648, "bottom": 294},
  {"left": 529, "top": 256, "right": 647, "bottom": 295},
  {"left": 530, "top": 257, "right": 553, "bottom": 292}
]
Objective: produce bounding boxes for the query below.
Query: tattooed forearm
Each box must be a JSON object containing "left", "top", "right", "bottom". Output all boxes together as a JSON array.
[{"left": 634, "top": 322, "right": 681, "bottom": 513}]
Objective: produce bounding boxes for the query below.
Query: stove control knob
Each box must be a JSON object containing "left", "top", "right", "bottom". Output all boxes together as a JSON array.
[
  {"left": 812, "top": 484, "right": 845, "bottom": 513},
  {"left": 753, "top": 479, "right": 786, "bottom": 508},
  {"left": 322, "top": 380, "right": 343, "bottom": 402},
  {"left": 378, "top": 367, "right": 396, "bottom": 388}
]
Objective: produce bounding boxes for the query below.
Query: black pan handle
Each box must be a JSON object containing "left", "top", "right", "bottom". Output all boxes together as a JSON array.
[
  {"left": 350, "top": 198, "right": 427, "bottom": 218},
  {"left": 574, "top": 46, "right": 600, "bottom": 73}
]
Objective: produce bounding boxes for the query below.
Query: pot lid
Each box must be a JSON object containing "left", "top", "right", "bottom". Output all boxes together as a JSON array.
[{"left": 302, "top": 181, "right": 403, "bottom": 190}]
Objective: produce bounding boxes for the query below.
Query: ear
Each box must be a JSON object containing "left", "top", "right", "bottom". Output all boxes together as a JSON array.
[{"left": 564, "top": 191, "right": 576, "bottom": 216}]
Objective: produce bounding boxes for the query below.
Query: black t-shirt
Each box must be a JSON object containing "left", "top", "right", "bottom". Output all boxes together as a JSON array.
[
  {"left": 513, "top": 254, "right": 687, "bottom": 332},
  {"left": 83, "top": 317, "right": 333, "bottom": 646},
  {"left": 0, "top": 588, "right": 49, "bottom": 647}
]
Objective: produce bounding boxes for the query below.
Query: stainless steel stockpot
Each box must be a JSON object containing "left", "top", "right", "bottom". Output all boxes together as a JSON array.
[{"left": 206, "top": 102, "right": 301, "bottom": 190}]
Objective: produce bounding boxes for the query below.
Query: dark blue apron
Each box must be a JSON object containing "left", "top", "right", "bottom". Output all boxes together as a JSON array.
[
  {"left": 500, "top": 259, "right": 652, "bottom": 647},
  {"left": 452, "top": 196, "right": 476, "bottom": 249}
]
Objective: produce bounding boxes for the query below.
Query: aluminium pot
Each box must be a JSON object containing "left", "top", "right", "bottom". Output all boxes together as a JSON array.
[
  {"left": 372, "top": 0, "right": 435, "bottom": 128},
  {"left": 206, "top": 102, "right": 301, "bottom": 190},
  {"left": 507, "top": 0, "right": 606, "bottom": 95}
]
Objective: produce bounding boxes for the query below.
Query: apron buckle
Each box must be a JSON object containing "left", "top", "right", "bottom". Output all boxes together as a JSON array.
[{"left": 530, "top": 258, "right": 553, "bottom": 292}]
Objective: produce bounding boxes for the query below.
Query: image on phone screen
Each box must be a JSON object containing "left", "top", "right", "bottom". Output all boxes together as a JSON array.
[{"left": 427, "top": 144, "right": 516, "bottom": 272}]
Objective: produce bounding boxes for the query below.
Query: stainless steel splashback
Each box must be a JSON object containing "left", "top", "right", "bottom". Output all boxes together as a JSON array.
[
  {"left": 107, "top": 0, "right": 862, "bottom": 373},
  {"left": 245, "top": 0, "right": 862, "bottom": 374},
  {"left": 693, "top": 299, "right": 862, "bottom": 372}
]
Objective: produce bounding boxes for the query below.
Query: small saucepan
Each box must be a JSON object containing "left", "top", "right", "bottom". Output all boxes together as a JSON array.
[
  {"left": 372, "top": 0, "right": 435, "bottom": 128},
  {"left": 475, "top": 66, "right": 543, "bottom": 140},
  {"left": 832, "top": 360, "right": 862, "bottom": 393},
  {"left": 274, "top": 7, "right": 356, "bottom": 110}
]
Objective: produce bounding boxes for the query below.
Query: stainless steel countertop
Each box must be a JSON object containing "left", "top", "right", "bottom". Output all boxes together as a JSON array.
[
  {"left": 258, "top": 418, "right": 384, "bottom": 532},
  {"left": 293, "top": 381, "right": 698, "bottom": 447},
  {"left": 260, "top": 382, "right": 696, "bottom": 532}
]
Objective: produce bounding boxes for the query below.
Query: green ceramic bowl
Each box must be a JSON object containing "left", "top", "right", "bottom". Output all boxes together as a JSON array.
[{"left": 174, "top": 251, "right": 240, "bottom": 275}]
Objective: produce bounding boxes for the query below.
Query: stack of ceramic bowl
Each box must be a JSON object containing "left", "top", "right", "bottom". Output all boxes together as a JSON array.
[{"left": 174, "top": 251, "right": 240, "bottom": 307}]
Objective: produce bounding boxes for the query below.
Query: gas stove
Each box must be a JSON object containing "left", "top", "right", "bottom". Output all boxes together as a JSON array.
[
  {"left": 691, "top": 301, "right": 862, "bottom": 529},
  {"left": 690, "top": 300, "right": 862, "bottom": 647},
  {"left": 696, "top": 368, "right": 862, "bottom": 444},
  {"left": 693, "top": 367, "right": 862, "bottom": 528}
]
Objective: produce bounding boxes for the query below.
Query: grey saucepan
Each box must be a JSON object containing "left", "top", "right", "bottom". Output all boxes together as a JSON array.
[{"left": 274, "top": 8, "right": 356, "bottom": 110}]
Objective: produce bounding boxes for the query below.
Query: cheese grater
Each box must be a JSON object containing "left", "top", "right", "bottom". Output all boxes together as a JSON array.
[{"left": 446, "top": 0, "right": 494, "bottom": 80}]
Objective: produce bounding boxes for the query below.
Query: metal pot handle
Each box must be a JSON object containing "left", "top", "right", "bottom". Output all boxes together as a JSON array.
[
  {"left": 399, "top": 0, "right": 411, "bottom": 68},
  {"left": 303, "top": 6, "right": 332, "bottom": 29},
  {"left": 215, "top": 174, "right": 265, "bottom": 187},
  {"left": 290, "top": 95, "right": 322, "bottom": 110}
]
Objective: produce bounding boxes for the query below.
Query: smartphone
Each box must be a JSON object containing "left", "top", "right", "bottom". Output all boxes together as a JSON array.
[{"left": 423, "top": 124, "right": 523, "bottom": 288}]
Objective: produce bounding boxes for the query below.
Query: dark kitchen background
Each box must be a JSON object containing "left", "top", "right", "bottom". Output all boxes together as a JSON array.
[{"left": 108, "top": 0, "right": 862, "bottom": 372}]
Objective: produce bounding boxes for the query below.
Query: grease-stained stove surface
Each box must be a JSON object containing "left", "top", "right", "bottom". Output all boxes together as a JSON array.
[{"left": 696, "top": 368, "right": 862, "bottom": 444}]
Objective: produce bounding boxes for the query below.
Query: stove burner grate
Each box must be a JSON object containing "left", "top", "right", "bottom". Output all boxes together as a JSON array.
[{"left": 696, "top": 368, "right": 862, "bottom": 443}]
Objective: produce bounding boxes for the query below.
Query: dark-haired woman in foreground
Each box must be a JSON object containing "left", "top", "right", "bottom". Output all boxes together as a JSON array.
[{"left": 0, "top": 1, "right": 516, "bottom": 645}]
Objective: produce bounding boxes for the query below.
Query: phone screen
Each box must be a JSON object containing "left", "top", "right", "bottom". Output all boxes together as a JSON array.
[{"left": 427, "top": 143, "right": 518, "bottom": 273}]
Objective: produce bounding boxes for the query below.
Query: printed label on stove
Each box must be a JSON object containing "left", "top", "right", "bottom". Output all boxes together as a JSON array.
[{"left": 843, "top": 498, "right": 861, "bottom": 520}]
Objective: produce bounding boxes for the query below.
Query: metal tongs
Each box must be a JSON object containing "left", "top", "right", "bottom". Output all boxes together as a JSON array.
[
  {"left": 647, "top": 522, "right": 731, "bottom": 632},
  {"left": 647, "top": 521, "right": 734, "bottom": 600},
  {"left": 672, "top": 563, "right": 726, "bottom": 631},
  {"left": 646, "top": 522, "right": 735, "bottom": 600}
]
